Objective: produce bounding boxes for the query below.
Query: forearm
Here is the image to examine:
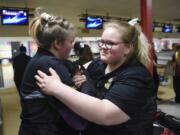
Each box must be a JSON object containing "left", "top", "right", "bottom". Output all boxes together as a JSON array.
[
  {"left": 35, "top": 69, "right": 129, "bottom": 125},
  {"left": 53, "top": 83, "right": 129, "bottom": 125},
  {"left": 54, "top": 83, "right": 109, "bottom": 125}
]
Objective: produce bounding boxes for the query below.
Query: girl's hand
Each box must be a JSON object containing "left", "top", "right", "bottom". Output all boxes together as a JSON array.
[
  {"left": 35, "top": 68, "right": 61, "bottom": 95},
  {"left": 73, "top": 74, "right": 87, "bottom": 88}
]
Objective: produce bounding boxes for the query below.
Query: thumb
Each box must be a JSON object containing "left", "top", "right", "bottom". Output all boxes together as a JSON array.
[
  {"left": 49, "top": 67, "right": 61, "bottom": 81},
  {"left": 49, "top": 67, "right": 57, "bottom": 76}
]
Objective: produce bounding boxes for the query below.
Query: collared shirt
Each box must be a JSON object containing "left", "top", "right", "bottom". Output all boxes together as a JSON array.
[
  {"left": 82, "top": 57, "right": 156, "bottom": 135},
  {"left": 20, "top": 47, "right": 79, "bottom": 134}
]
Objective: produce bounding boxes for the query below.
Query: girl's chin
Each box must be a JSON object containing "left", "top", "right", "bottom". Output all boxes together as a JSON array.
[
  {"left": 60, "top": 55, "right": 69, "bottom": 60},
  {"left": 100, "top": 57, "right": 109, "bottom": 63}
]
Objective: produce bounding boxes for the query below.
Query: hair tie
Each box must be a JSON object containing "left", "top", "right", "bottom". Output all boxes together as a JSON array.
[
  {"left": 41, "top": 12, "right": 51, "bottom": 21},
  {"left": 128, "top": 18, "right": 139, "bottom": 26},
  {"left": 80, "top": 43, "right": 85, "bottom": 48}
]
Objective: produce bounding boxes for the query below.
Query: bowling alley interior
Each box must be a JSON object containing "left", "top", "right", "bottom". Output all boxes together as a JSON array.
[{"left": 0, "top": 0, "right": 180, "bottom": 135}]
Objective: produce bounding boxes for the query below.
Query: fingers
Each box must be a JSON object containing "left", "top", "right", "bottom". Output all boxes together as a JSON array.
[
  {"left": 35, "top": 75, "right": 43, "bottom": 83},
  {"left": 75, "top": 79, "right": 84, "bottom": 87},
  {"left": 49, "top": 68, "right": 61, "bottom": 81},
  {"left": 35, "top": 75, "right": 45, "bottom": 89},
  {"left": 49, "top": 67, "right": 56, "bottom": 76},
  {"left": 35, "top": 70, "right": 48, "bottom": 87},
  {"left": 36, "top": 81, "right": 43, "bottom": 88},
  {"left": 73, "top": 74, "right": 86, "bottom": 81},
  {"left": 73, "top": 75, "right": 86, "bottom": 88},
  {"left": 37, "top": 70, "right": 47, "bottom": 78},
  {"left": 73, "top": 76, "right": 83, "bottom": 83}
]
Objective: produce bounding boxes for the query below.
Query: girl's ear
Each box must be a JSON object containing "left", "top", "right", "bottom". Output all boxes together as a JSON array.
[
  {"left": 53, "top": 40, "right": 61, "bottom": 50},
  {"left": 124, "top": 43, "right": 133, "bottom": 56}
]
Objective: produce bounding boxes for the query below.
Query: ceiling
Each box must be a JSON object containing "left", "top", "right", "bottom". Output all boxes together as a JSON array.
[{"left": 0, "top": 0, "right": 180, "bottom": 28}]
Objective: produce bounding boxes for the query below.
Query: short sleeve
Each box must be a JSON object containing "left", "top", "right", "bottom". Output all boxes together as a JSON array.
[
  {"left": 47, "top": 58, "right": 74, "bottom": 86},
  {"left": 43, "top": 58, "right": 88, "bottom": 129},
  {"left": 105, "top": 67, "right": 153, "bottom": 117},
  {"left": 38, "top": 56, "right": 74, "bottom": 106}
]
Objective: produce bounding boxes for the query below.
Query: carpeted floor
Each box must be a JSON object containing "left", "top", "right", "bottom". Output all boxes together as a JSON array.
[{"left": 0, "top": 88, "right": 21, "bottom": 135}]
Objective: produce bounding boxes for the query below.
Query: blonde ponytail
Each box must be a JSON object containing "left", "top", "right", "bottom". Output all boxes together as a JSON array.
[
  {"left": 29, "top": 17, "right": 42, "bottom": 44},
  {"left": 135, "top": 25, "right": 150, "bottom": 66},
  {"left": 104, "top": 21, "right": 151, "bottom": 67},
  {"left": 29, "top": 8, "right": 75, "bottom": 49}
]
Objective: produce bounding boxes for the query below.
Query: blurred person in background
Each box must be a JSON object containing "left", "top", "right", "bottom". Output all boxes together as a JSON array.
[
  {"left": 12, "top": 45, "right": 31, "bottom": 94},
  {"left": 72, "top": 42, "right": 94, "bottom": 88},
  {"left": 172, "top": 44, "right": 180, "bottom": 103},
  {"left": 152, "top": 48, "right": 164, "bottom": 101},
  {"left": 73, "top": 42, "right": 93, "bottom": 65}
]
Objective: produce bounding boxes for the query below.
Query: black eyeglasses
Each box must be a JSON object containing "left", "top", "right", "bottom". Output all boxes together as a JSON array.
[{"left": 97, "top": 40, "right": 125, "bottom": 50}]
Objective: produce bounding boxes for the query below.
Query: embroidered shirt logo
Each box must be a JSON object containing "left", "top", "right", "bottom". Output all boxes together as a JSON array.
[{"left": 104, "top": 78, "right": 113, "bottom": 90}]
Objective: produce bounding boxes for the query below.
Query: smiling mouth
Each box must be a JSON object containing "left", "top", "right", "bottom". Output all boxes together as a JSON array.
[
  {"left": 101, "top": 52, "right": 108, "bottom": 56},
  {"left": 101, "top": 49, "right": 109, "bottom": 54}
]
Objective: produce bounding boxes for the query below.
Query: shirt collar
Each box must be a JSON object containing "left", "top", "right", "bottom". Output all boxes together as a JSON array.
[{"left": 37, "top": 47, "right": 55, "bottom": 57}]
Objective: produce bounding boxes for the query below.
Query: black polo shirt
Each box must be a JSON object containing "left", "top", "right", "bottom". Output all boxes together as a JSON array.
[
  {"left": 82, "top": 57, "right": 156, "bottom": 135},
  {"left": 20, "top": 48, "right": 78, "bottom": 135}
]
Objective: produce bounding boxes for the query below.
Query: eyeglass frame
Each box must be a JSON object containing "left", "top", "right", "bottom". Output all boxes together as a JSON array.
[{"left": 97, "top": 39, "right": 126, "bottom": 50}]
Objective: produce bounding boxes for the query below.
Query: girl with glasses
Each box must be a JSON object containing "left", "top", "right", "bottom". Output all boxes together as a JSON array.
[{"left": 35, "top": 21, "right": 156, "bottom": 135}]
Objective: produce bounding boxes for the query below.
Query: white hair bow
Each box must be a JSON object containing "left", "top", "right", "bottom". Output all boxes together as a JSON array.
[
  {"left": 128, "top": 18, "right": 139, "bottom": 26},
  {"left": 41, "top": 12, "right": 51, "bottom": 21},
  {"left": 80, "top": 43, "right": 85, "bottom": 48}
]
